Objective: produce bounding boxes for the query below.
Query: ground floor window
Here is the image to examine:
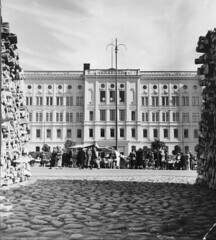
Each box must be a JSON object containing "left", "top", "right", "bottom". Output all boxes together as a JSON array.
[
  {"left": 67, "top": 129, "right": 72, "bottom": 138},
  {"left": 194, "top": 129, "right": 199, "bottom": 138},
  {"left": 46, "top": 129, "right": 51, "bottom": 138},
  {"left": 163, "top": 129, "right": 169, "bottom": 138},
  {"left": 77, "top": 129, "right": 82, "bottom": 138},
  {"left": 143, "top": 129, "right": 148, "bottom": 138},
  {"left": 174, "top": 129, "right": 178, "bottom": 138},
  {"left": 57, "top": 129, "right": 61, "bottom": 138},
  {"left": 110, "top": 128, "right": 115, "bottom": 137},
  {"left": 89, "top": 128, "right": 93, "bottom": 137},
  {"left": 120, "top": 128, "right": 124, "bottom": 137},
  {"left": 100, "top": 128, "right": 105, "bottom": 137},
  {"left": 184, "top": 129, "right": 189, "bottom": 138},
  {"left": 153, "top": 129, "right": 158, "bottom": 138},
  {"left": 131, "top": 128, "right": 136, "bottom": 138},
  {"left": 36, "top": 129, "right": 41, "bottom": 138}
]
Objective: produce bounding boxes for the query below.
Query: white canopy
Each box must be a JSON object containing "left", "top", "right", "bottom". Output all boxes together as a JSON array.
[{"left": 70, "top": 143, "right": 99, "bottom": 149}]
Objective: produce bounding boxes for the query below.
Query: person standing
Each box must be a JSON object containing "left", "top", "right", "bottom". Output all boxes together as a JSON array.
[
  {"left": 62, "top": 148, "right": 67, "bottom": 167},
  {"left": 49, "top": 147, "right": 57, "bottom": 169},
  {"left": 56, "top": 146, "right": 63, "bottom": 169},
  {"left": 180, "top": 152, "right": 186, "bottom": 170},
  {"left": 76, "top": 148, "right": 86, "bottom": 169},
  {"left": 112, "top": 152, "right": 117, "bottom": 168},
  {"left": 40, "top": 152, "right": 46, "bottom": 167},
  {"left": 189, "top": 152, "right": 195, "bottom": 170},
  {"left": 71, "top": 148, "right": 77, "bottom": 168},
  {"left": 114, "top": 150, "right": 123, "bottom": 169},
  {"left": 129, "top": 149, "right": 136, "bottom": 169},
  {"left": 154, "top": 151, "right": 158, "bottom": 169},
  {"left": 66, "top": 149, "right": 73, "bottom": 168},
  {"left": 175, "top": 152, "right": 181, "bottom": 170},
  {"left": 86, "top": 147, "right": 93, "bottom": 169},
  {"left": 136, "top": 148, "right": 144, "bottom": 169},
  {"left": 107, "top": 153, "right": 113, "bottom": 168},
  {"left": 91, "top": 145, "right": 100, "bottom": 169}
]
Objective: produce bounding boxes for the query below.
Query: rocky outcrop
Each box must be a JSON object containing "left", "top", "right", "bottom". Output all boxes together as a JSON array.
[
  {"left": 1, "top": 19, "right": 31, "bottom": 186},
  {"left": 195, "top": 29, "right": 216, "bottom": 189}
]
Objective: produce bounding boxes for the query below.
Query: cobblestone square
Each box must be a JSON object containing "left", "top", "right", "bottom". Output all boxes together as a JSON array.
[{"left": 1, "top": 168, "right": 216, "bottom": 240}]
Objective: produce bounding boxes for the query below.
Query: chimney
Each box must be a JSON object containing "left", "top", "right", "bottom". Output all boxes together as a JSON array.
[{"left": 83, "top": 63, "right": 90, "bottom": 74}]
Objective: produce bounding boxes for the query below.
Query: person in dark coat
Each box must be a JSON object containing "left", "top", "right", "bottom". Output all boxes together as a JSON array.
[
  {"left": 180, "top": 152, "right": 187, "bottom": 170},
  {"left": 62, "top": 148, "right": 72, "bottom": 167},
  {"left": 154, "top": 151, "right": 158, "bottom": 169},
  {"left": 62, "top": 148, "right": 67, "bottom": 167},
  {"left": 158, "top": 151, "right": 163, "bottom": 169},
  {"left": 66, "top": 149, "right": 73, "bottom": 167},
  {"left": 129, "top": 149, "right": 136, "bottom": 169},
  {"left": 174, "top": 153, "right": 181, "bottom": 170},
  {"left": 76, "top": 148, "right": 86, "bottom": 169},
  {"left": 49, "top": 147, "right": 57, "bottom": 169},
  {"left": 40, "top": 152, "right": 46, "bottom": 167},
  {"left": 136, "top": 148, "right": 144, "bottom": 169}
]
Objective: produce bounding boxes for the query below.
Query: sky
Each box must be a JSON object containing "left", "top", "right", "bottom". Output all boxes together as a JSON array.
[{"left": 2, "top": 0, "right": 216, "bottom": 71}]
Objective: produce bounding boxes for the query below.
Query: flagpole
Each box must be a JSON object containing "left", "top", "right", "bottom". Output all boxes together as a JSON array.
[{"left": 106, "top": 39, "right": 126, "bottom": 151}]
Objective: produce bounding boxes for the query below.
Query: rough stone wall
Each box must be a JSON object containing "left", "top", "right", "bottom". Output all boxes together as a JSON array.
[
  {"left": 1, "top": 20, "right": 31, "bottom": 186},
  {"left": 195, "top": 29, "right": 216, "bottom": 189}
]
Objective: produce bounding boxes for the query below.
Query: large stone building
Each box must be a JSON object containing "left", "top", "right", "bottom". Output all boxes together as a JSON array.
[{"left": 24, "top": 64, "right": 201, "bottom": 155}]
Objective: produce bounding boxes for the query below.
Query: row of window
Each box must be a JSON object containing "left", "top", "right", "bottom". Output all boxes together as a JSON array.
[
  {"left": 100, "top": 90, "right": 125, "bottom": 102},
  {"left": 100, "top": 92, "right": 199, "bottom": 106},
  {"left": 100, "top": 83, "right": 196, "bottom": 90},
  {"left": 98, "top": 110, "right": 199, "bottom": 122},
  {"left": 26, "top": 95, "right": 200, "bottom": 107},
  {"left": 36, "top": 129, "right": 82, "bottom": 139},
  {"left": 26, "top": 96, "right": 83, "bottom": 106},
  {"left": 31, "top": 112, "right": 83, "bottom": 123},
  {"left": 91, "top": 128, "right": 198, "bottom": 139},
  {"left": 35, "top": 128, "right": 199, "bottom": 139},
  {"left": 29, "top": 83, "right": 197, "bottom": 91},
  {"left": 28, "top": 84, "right": 81, "bottom": 90},
  {"left": 31, "top": 111, "right": 199, "bottom": 123},
  {"left": 141, "top": 96, "right": 199, "bottom": 106}
]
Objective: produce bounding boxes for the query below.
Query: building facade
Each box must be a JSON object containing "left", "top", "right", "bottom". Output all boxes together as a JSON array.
[{"left": 24, "top": 65, "right": 201, "bottom": 155}]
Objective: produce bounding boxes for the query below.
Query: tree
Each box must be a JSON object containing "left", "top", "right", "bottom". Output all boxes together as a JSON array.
[
  {"left": 41, "top": 144, "right": 51, "bottom": 159},
  {"left": 151, "top": 139, "right": 167, "bottom": 169},
  {"left": 42, "top": 144, "right": 50, "bottom": 152},
  {"left": 142, "top": 146, "right": 154, "bottom": 159},
  {"left": 151, "top": 139, "right": 166, "bottom": 151},
  {"left": 172, "top": 145, "right": 182, "bottom": 155},
  {"left": 64, "top": 140, "right": 75, "bottom": 150}
]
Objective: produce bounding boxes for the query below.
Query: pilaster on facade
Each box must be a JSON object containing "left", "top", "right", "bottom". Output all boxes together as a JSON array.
[
  {"left": 136, "top": 78, "right": 141, "bottom": 123},
  {"left": 148, "top": 110, "right": 152, "bottom": 122}
]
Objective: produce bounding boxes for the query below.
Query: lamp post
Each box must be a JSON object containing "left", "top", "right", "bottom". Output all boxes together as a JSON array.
[
  {"left": 182, "top": 116, "right": 184, "bottom": 152},
  {"left": 182, "top": 114, "right": 191, "bottom": 170},
  {"left": 107, "top": 39, "right": 126, "bottom": 151}
]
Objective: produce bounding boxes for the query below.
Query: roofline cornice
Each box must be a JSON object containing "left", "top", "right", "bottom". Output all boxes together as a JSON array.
[{"left": 24, "top": 70, "right": 198, "bottom": 79}]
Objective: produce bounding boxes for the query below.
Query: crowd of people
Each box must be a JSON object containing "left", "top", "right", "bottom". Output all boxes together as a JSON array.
[
  {"left": 44, "top": 145, "right": 122, "bottom": 170},
  {"left": 37, "top": 145, "right": 197, "bottom": 171},
  {"left": 128, "top": 148, "right": 197, "bottom": 170}
]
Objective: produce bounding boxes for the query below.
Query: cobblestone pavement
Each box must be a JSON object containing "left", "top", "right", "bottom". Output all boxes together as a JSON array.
[{"left": 1, "top": 168, "right": 216, "bottom": 240}]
